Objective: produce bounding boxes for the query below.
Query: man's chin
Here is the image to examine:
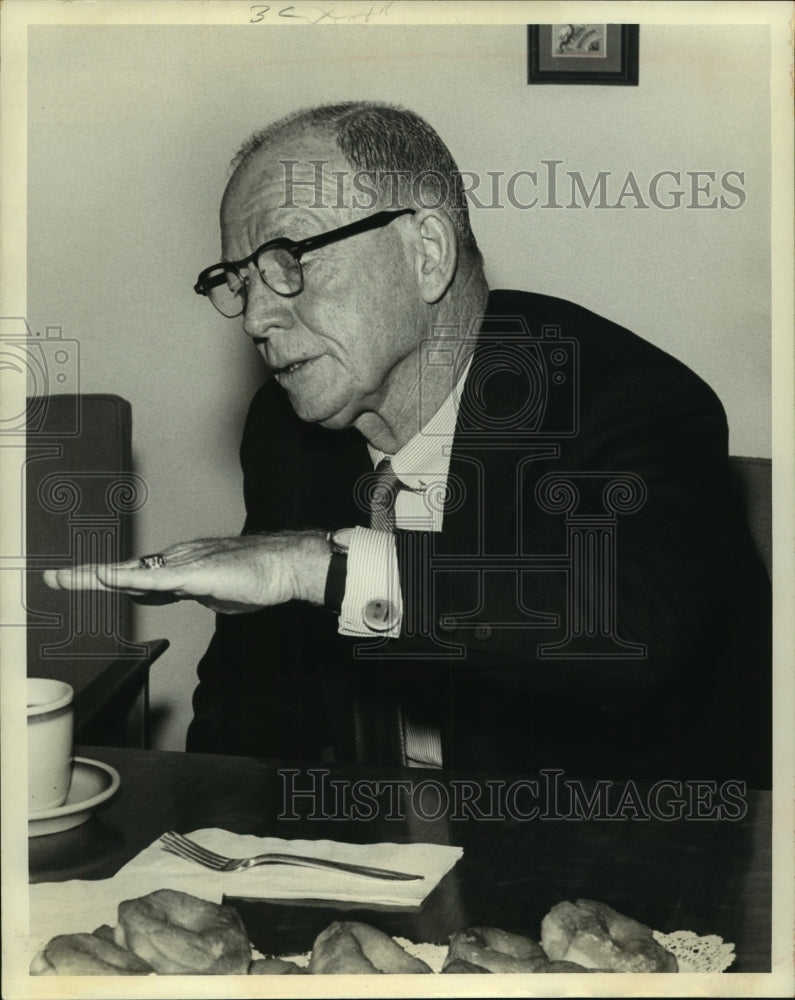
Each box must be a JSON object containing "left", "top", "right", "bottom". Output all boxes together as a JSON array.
[{"left": 285, "top": 392, "right": 353, "bottom": 431}]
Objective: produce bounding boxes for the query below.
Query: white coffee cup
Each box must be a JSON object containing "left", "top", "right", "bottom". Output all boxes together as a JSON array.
[{"left": 27, "top": 678, "right": 74, "bottom": 812}]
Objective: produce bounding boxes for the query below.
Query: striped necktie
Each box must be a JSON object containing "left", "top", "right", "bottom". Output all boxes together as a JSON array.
[
  {"left": 366, "top": 457, "right": 442, "bottom": 768},
  {"left": 369, "top": 457, "right": 401, "bottom": 532}
]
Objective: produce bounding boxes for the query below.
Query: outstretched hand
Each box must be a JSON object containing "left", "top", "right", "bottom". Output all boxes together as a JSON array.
[{"left": 43, "top": 530, "right": 331, "bottom": 614}]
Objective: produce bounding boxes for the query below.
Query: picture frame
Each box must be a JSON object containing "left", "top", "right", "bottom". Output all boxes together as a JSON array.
[{"left": 528, "top": 24, "right": 639, "bottom": 86}]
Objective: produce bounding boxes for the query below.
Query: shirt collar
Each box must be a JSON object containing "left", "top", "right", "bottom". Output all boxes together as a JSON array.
[{"left": 368, "top": 355, "right": 473, "bottom": 491}]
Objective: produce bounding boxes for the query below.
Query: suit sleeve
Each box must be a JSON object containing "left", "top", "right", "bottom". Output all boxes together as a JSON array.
[{"left": 186, "top": 381, "right": 344, "bottom": 758}]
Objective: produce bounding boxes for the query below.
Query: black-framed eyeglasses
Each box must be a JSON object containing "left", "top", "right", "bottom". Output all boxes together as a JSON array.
[{"left": 194, "top": 208, "right": 416, "bottom": 317}]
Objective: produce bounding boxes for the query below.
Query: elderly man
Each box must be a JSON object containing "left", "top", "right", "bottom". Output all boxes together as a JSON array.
[{"left": 46, "top": 102, "right": 770, "bottom": 784}]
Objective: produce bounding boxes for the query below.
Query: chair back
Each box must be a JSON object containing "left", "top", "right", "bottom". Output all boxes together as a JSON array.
[
  {"left": 26, "top": 394, "right": 149, "bottom": 667},
  {"left": 26, "top": 394, "right": 167, "bottom": 748}
]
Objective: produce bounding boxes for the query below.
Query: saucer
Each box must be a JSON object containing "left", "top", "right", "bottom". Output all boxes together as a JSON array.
[{"left": 29, "top": 757, "right": 120, "bottom": 838}]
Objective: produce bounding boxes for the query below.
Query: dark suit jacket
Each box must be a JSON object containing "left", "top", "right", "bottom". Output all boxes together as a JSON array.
[{"left": 188, "top": 290, "right": 771, "bottom": 786}]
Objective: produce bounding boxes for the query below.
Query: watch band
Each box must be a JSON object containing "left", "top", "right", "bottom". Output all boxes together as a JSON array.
[{"left": 324, "top": 531, "right": 349, "bottom": 613}]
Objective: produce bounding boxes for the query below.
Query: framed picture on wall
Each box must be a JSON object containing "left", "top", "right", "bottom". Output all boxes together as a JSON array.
[{"left": 528, "top": 24, "right": 639, "bottom": 85}]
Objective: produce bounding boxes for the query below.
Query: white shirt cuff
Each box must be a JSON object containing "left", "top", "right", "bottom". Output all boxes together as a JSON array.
[{"left": 338, "top": 526, "right": 402, "bottom": 637}]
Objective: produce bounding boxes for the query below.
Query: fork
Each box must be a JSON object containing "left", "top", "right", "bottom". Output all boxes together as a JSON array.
[{"left": 159, "top": 831, "right": 423, "bottom": 881}]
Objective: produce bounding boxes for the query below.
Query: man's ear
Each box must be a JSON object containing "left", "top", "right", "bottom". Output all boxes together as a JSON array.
[{"left": 413, "top": 210, "right": 458, "bottom": 304}]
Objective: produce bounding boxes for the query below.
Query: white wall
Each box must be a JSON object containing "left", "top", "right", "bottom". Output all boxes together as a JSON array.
[{"left": 27, "top": 23, "right": 771, "bottom": 751}]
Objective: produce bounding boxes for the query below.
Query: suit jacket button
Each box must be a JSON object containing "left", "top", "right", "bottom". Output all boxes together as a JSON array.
[
  {"left": 473, "top": 624, "right": 493, "bottom": 641},
  {"left": 362, "top": 599, "right": 398, "bottom": 632},
  {"left": 437, "top": 616, "right": 457, "bottom": 633}
]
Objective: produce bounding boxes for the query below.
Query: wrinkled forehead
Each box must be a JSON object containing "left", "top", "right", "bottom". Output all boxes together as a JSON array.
[{"left": 220, "top": 130, "right": 359, "bottom": 253}]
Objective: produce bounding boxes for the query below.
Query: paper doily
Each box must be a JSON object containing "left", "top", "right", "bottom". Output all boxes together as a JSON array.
[
  {"left": 272, "top": 930, "right": 736, "bottom": 973},
  {"left": 652, "top": 929, "right": 735, "bottom": 973}
]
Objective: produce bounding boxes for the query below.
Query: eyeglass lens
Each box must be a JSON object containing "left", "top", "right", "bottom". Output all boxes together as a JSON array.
[{"left": 208, "top": 246, "right": 303, "bottom": 316}]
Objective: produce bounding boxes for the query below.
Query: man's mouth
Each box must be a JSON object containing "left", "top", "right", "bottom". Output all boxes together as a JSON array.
[{"left": 272, "top": 357, "right": 317, "bottom": 381}]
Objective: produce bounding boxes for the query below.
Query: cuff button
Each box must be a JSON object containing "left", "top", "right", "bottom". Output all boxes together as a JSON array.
[{"left": 362, "top": 598, "right": 397, "bottom": 632}]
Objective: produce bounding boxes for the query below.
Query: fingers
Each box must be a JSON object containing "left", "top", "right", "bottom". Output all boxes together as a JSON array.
[
  {"left": 96, "top": 563, "right": 183, "bottom": 593},
  {"left": 39, "top": 534, "right": 274, "bottom": 607},
  {"left": 43, "top": 560, "right": 178, "bottom": 597},
  {"left": 43, "top": 565, "right": 113, "bottom": 592}
]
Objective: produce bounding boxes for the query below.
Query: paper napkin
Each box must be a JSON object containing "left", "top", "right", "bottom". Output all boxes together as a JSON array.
[
  {"left": 132, "top": 828, "right": 462, "bottom": 907},
  {"left": 29, "top": 830, "right": 462, "bottom": 961}
]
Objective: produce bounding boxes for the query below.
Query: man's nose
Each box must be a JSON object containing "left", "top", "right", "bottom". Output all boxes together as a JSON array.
[{"left": 242, "top": 272, "right": 294, "bottom": 340}]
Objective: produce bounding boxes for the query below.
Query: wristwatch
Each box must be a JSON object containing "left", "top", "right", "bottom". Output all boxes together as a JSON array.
[{"left": 324, "top": 529, "right": 351, "bottom": 613}]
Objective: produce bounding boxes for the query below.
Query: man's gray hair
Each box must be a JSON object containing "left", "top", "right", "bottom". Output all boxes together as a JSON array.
[{"left": 233, "top": 101, "right": 481, "bottom": 258}]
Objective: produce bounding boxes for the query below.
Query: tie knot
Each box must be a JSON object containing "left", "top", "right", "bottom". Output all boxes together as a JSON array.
[
  {"left": 375, "top": 456, "right": 398, "bottom": 482},
  {"left": 370, "top": 458, "right": 401, "bottom": 532}
]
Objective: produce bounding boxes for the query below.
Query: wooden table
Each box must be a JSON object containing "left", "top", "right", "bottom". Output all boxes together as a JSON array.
[{"left": 29, "top": 747, "right": 772, "bottom": 972}]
